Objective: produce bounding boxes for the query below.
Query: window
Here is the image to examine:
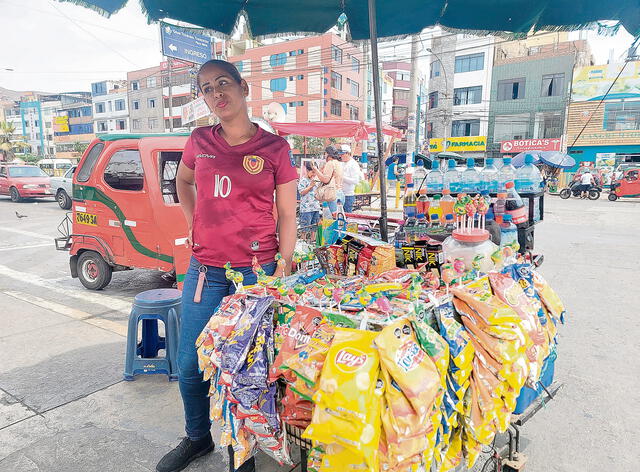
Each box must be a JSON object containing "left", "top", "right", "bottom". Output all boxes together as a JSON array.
[
  {"left": 535, "top": 112, "right": 563, "bottom": 138},
  {"left": 133, "top": 100, "right": 140, "bottom": 110},
  {"left": 269, "top": 53, "right": 287, "bottom": 67},
  {"left": 397, "top": 72, "right": 410, "bottom": 81},
  {"left": 160, "top": 151, "right": 182, "bottom": 204},
  {"left": 147, "top": 77, "right": 157, "bottom": 87},
  {"left": 393, "top": 89, "right": 410, "bottom": 101},
  {"left": 297, "top": 74, "right": 304, "bottom": 80},
  {"left": 270, "top": 78, "right": 287, "bottom": 92},
  {"left": 148, "top": 98, "right": 156, "bottom": 108},
  {"left": 95, "top": 102, "right": 105, "bottom": 114},
  {"left": 426, "top": 122, "right": 433, "bottom": 139},
  {"left": 453, "top": 86, "right": 482, "bottom": 105},
  {"left": 348, "top": 79, "right": 359, "bottom": 96},
  {"left": 331, "top": 71, "right": 343, "bottom": 90},
  {"left": 96, "top": 121, "right": 108, "bottom": 132},
  {"left": 163, "top": 95, "right": 191, "bottom": 108},
  {"left": 497, "top": 78, "right": 526, "bottom": 101},
  {"left": 289, "top": 101, "right": 304, "bottom": 107},
  {"left": 392, "top": 106, "right": 408, "bottom": 126},
  {"left": 541, "top": 73, "right": 565, "bottom": 97},
  {"left": 348, "top": 104, "right": 359, "bottom": 120},
  {"left": 91, "top": 82, "right": 107, "bottom": 96},
  {"left": 454, "top": 53, "right": 484, "bottom": 73},
  {"left": 116, "top": 119, "right": 126, "bottom": 130},
  {"left": 234, "top": 61, "right": 244, "bottom": 72},
  {"left": 352, "top": 57, "right": 360, "bottom": 73},
  {"left": 115, "top": 99, "right": 126, "bottom": 111},
  {"left": 298, "top": 49, "right": 304, "bottom": 55},
  {"left": 451, "top": 119, "right": 480, "bottom": 137},
  {"left": 493, "top": 114, "right": 530, "bottom": 142},
  {"left": 430, "top": 61, "right": 441, "bottom": 78},
  {"left": 131, "top": 81, "right": 139, "bottom": 91},
  {"left": 603, "top": 101, "right": 640, "bottom": 131},
  {"left": 330, "top": 99, "right": 342, "bottom": 116},
  {"left": 148, "top": 118, "right": 158, "bottom": 129},
  {"left": 76, "top": 143, "right": 105, "bottom": 182},
  {"left": 331, "top": 45, "right": 342, "bottom": 63},
  {"left": 104, "top": 150, "right": 144, "bottom": 191},
  {"left": 132, "top": 119, "right": 141, "bottom": 130},
  {"left": 428, "top": 91, "right": 438, "bottom": 109}
]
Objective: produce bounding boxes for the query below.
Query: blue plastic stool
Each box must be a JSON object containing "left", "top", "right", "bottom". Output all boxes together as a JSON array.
[{"left": 124, "top": 288, "right": 182, "bottom": 381}]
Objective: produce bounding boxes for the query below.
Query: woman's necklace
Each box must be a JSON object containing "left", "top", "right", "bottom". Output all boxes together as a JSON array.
[{"left": 220, "top": 123, "right": 257, "bottom": 146}]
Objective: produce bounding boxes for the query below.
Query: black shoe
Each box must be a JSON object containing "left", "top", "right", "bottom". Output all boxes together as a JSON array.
[{"left": 156, "top": 434, "right": 215, "bottom": 472}]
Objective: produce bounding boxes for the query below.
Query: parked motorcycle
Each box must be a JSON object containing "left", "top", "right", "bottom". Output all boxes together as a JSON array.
[{"left": 559, "top": 180, "right": 601, "bottom": 200}]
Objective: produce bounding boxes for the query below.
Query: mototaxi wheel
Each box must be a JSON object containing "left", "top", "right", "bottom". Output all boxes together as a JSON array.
[
  {"left": 608, "top": 193, "right": 618, "bottom": 201},
  {"left": 77, "top": 251, "right": 113, "bottom": 290},
  {"left": 588, "top": 189, "right": 600, "bottom": 200},
  {"left": 559, "top": 188, "right": 571, "bottom": 199}
]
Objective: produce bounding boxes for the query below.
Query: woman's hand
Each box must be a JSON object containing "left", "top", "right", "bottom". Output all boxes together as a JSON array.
[{"left": 184, "top": 226, "right": 193, "bottom": 248}]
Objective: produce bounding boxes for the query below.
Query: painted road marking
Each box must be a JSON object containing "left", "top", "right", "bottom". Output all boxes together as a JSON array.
[
  {"left": 0, "top": 264, "right": 131, "bottom": 314},
  {"left": 0, "top": 227, "right": 52, "bottom": 241},
  {"left": 0, "top": 243, "right": 53, "bottom": 252},
  {"left": 3, "top": 290, "right": 127, "bottom": 337}
]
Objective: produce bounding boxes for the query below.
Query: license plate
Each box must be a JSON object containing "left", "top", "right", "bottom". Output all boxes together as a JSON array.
[{"left": 76, "top": 212, "right": 97, "bottom": 226}]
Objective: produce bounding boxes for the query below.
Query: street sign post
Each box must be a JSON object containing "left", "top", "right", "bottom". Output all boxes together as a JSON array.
[{"left": 160, "top": 22, "right": 212, "bottom": 64}]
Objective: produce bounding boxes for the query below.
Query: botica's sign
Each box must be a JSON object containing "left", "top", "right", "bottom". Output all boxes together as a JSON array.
[{"left": 428, "top": 136, "right": 487, "bottom": 153}]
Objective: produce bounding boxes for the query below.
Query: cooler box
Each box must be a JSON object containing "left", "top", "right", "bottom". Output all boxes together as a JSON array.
[{"left": 513, "top": 349, "right": 557, "bottom": 414}]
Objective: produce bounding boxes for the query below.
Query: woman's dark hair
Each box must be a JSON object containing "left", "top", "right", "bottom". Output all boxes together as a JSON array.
[
  {"left": 305, "top": 162, "right": 314, "bottom": 172},
  {"left": 197, "top": 59, "right": 242, "bottom": 92}
]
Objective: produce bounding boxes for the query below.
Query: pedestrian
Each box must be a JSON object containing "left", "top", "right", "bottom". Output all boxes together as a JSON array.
[
  {"left": 155, "top": 59, "right": 298, "bottom": 472},
  {"left": 298, "top": 162, "right": 321, "bottom": 240},
  {"left": 578, "top": 170, "right": 594, "bottom": 199},
  {"left": 312, "top": 145, "right": 343, "bottom": 213},
  {"left": 339, "top": 144, "right": 364, "bottom": 213}
]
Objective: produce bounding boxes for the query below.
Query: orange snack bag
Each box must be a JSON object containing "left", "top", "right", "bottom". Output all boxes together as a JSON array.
[
  {"left": 375, "top": 319, "right": 441, "bottom": 423},
  {"left": 532, "top": 270, "right": 566, "bottom": 325},
  {"left": 283, "top": 322, "right": 335, "bottom": 387}
]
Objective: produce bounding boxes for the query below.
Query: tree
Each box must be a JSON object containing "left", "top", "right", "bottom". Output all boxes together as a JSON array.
[
  {"left": 72, "top": 141, "right": 89, "bottom": 157},
  {"left": 290, "top": 135, "right": 326, "bottom": 156},
  {"left": 0, "top": 121, "right": 29, "bottom": 162}
]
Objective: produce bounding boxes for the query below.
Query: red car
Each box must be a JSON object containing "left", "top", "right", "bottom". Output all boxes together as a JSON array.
[{"left": 0, "top": 164, "right": 52, "bottom": 202}]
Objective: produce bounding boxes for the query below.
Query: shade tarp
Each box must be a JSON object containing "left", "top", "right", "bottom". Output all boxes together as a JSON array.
[
  {"left": 59, "top": 0, "right": 640, "bottom": 38},
  {"left": 270, "top": 120, "right": 403, "bottom": 140}
]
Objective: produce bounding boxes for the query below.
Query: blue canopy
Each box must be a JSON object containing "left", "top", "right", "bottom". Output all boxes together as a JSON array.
[{"left": 59, "top": 1, "right": 640, "bottom": 39}]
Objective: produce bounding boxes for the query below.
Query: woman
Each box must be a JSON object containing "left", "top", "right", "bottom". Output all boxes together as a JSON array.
[
  {"left": 156, "top": 60, "right": 298, "bottom": 472},
  {"left": 313, "top": 145, "right": 343, "bottom": 213},
  {"left": 298, "top": 162, "right": 321, "bottom": 240}
]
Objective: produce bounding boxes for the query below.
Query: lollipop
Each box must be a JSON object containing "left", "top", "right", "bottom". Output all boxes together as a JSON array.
[
  {"left": 465, "top": 199, "right": 477, "bottom": 232},
  {"left": 332, "top": 286, "right": 345, "bottom": 310},
  {"left": 293, "top": 283, "right": 306, "bottom": 297},
  {"left": 491, "top": 249, "right": 504, "bottom": 268},
  {"left": 440, "top": 262, "right": 456, "bottom": 294},
  {"left": 224, "top": 262, "right": 235, "bottom": 282},
  {"left": 453, "top": 194, "right": 468, "bottom": 231},
  {"left": 375, "top": 296, "right": 392, "bottom": 313},
  {"left": 424, "top": 270, "right": 441, "bottom": 290},
  {"left": 275, "top": 253, "right": 288, "bottom": 276},
  {"left": 453, "top": 258, "right": 466, "bottom": 285},
  {"left": 358, "top": 289, "right": 372, "bottom": 308},
  {"left": 476, "top": 192, "right": 490, "bottom": 230}
]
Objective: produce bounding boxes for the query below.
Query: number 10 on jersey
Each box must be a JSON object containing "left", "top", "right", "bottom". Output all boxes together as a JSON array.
[{"left": 213, "top": 174, "right": 232, "bottom": 198}]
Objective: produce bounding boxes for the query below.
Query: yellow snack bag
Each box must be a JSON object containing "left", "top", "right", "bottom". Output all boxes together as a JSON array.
[
  {"left": 318, "top": 443, "right": 369, "bottom": 471},
  {"left": 375, "top": 319, "right": 441, "bottom": 423},
  {"left": 453, "top": 277, "right": 521, "bottom": 326},
  {"left": 532, "top": 270, "right": 566, "bottom": 324},
  {"left": 313, "top": 328, "right": 380, "bottom": 424}
]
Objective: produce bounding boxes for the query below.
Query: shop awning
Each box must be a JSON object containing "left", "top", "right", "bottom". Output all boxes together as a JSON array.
[{"left": 270, "top": 121, "right": 403, "bottom": 140}]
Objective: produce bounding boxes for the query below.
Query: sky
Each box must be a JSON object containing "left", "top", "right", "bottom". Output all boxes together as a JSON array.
[{"left": 0, "top": 0, "right": 636, "bottom": 94}]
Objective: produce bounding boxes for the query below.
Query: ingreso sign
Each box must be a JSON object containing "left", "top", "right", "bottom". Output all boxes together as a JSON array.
[{"left": 160, "top": 22, "right": 212, "bottom": 64}]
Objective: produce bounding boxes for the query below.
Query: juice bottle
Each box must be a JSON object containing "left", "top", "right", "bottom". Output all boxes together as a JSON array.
[
  {"left": 416, "top": 188, "right": 430, "bottom": 216},
  {"left": 429, "top": 194, "right": 443, "bottom": 220},
  {"left": 440, "top": 189, "right": 455, "bottom": 216},
  {"left": 403, "top": 182, "right": 417, "bottom": 218}
]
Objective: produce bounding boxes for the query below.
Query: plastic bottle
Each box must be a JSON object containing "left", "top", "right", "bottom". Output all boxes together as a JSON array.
[
  {"left": 403, "top": 183, "right": 417, "bottom": 218},
  {"left": 425, "top": 159, "right": 444, "bottom": 193},
  {"left": 413, "top": 162, "right": 428, "bottom": 192},
  {"left": 498, "top": 158, "right": 516, "bottom": 191},
  {"left": 416, "top": 188, "right": 430, "bottom": 216},
  {"left": 336, "top": 199, "right": 346, "bottom": 221},
  {"left": 405, "top": 215, "right": 417, "bottom": 243},
  {"left": 515, "top": 155, "right": 543, "bottom": 193},
  {"left": 429, "top": 213, "right": 441, "bottom": 231},
  {"left": 504, "top": 181, "right": 528, "bottom": 225},
  {"left": 395, "top": 225, "right": 407, "bottom": 248},
  {"left": 494, "top": 192, "right": 507, "bottom": 218},
  {"left": 485, "top": 211, "right": 501, "bottom": 245},
  {"left": 429, "top": 194, "right": 443, "bottom": 220},
  {"left": 444, "top": 214, "right": 456, "bottom": 233},
  {"left": 461, "top": 158, "right": 481, "bottom": 193},
  {"left": 499, "top": 214, "right": 518, "bottom": 248},
  {"left": 322, "top": 201, "right": 333, "bottom": 220},
  {"left": 440, "top": 189, "right": 455, "bottom": 216},
  {"left": 416, "top": 213, "right": 429, "bottom": 241},
  {"left": 481, "top": 158, "right": 499, "bottom": 193},
  {"left": 443, "top": 159, "right": 461, "bottom": 193}
]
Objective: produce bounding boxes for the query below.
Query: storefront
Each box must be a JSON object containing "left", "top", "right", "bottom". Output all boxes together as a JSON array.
[{"left": 427, "top": 135, "right": 487, "bottom": 161}]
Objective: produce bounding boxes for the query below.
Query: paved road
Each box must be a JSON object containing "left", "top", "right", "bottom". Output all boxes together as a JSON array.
[{"left": 0, "top": 194, "right": 638, "bottom": 471}]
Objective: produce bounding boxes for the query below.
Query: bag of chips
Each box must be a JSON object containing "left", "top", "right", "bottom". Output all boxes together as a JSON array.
[
  {"left": 283, "top": 322, "right": 335, "bottom": 388},
  {"left": 532, "top": 270, "right": 566, "bottom": 325}
]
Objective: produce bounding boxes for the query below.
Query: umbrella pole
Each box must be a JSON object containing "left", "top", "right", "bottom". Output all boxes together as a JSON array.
[{"left": 367, "top": 0, "right": 389, "bottom": 241}]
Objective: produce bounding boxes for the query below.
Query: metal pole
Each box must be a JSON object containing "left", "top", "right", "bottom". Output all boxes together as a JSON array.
[
  {"left": 406, "top": 34, "right": 420, "bottom": 169},
  {"left": 168, "top": 57, "right": 174, "bottom": 132},
  {"left": 367, "top": 0, "right": 389, "bottom": 241}
]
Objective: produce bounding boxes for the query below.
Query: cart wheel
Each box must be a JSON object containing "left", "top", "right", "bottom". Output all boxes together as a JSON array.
[
  {"left": 559, "top": 188, "right": 571, "bottom": 199},
  {"left": 10, "top": 186, "right": 22, "bottom": 202},
  {"left": 481, "top": 455, "right": 501, "bottom": 472},
  {"left": 608, "top": 193, "right": 618, "bottom": 201},
  {"left": 77, "top": 251, "right": 112, "bottom": 290}
]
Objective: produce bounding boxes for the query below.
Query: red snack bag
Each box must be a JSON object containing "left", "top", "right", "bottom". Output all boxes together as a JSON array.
[
  {"left": 356, "top": 247, "right": 374, "bottom": 276},
  {"left": 270, "top": 306, "right": 323, "bottom": 382}
]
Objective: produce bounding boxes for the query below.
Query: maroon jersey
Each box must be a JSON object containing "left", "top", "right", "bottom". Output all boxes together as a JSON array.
[{"left": 182, "top": 124, "right": 298, "bottom": 266}]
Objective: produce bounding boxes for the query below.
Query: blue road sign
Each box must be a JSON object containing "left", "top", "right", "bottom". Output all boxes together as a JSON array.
[{"left": 160, "top": 22, "right": 212, "bottom": 64}]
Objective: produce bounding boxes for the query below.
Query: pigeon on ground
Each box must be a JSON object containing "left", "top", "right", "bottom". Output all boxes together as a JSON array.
[{"left": 15, "top": 211, "right": 27, "bottom": 219}]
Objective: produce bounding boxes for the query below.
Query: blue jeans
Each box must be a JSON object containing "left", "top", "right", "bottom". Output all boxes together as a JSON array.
[
  {"left": 343, "top": 195, "right": 355, "bottom": 213},
  {"left": 299, "top": 210, "right": 320, "bottom": 227},
  {"left": 178, "top": 257, "right": 276, "bottom": 468},
  {"left": 327, "top": 199, "right": 337, "bottom": 214}
]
